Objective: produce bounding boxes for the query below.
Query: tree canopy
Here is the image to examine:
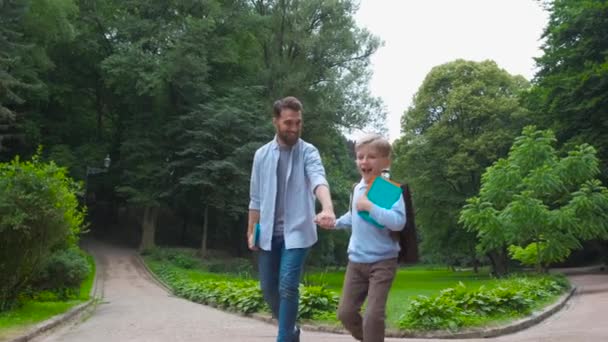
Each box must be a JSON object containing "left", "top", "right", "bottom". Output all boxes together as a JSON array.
[
  {"left": 529, "top": 0, "right": 608, "bottom": 176},
  {"left": 460, "top": 126, "right": 608, "bottom": 274},
  {"left": 392, "top": 59, "right": 530, "bottom": 267}
]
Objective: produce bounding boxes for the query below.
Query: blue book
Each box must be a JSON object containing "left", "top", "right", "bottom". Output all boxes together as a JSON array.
[
  {"left": 358, "top": 176, "right": 402, "bottom": 229},
  {"left": 254, "top": 223, "right": 261, "bottom": 247}
]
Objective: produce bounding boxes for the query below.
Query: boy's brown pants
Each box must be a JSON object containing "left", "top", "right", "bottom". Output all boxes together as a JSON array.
[{"left": 337, "top": 258, "right": 398, "bottom": 342}]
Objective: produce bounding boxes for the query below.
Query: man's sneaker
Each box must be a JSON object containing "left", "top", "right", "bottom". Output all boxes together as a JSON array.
[{"left": 293, "top": 326, "right": 301, "bottom": 342}]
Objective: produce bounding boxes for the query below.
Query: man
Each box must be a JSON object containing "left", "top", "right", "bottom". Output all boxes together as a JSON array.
[{"left": 247, "top": 96, "right": 335, "bottom": 342}]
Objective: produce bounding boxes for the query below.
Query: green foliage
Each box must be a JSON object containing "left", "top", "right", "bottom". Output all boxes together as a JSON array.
[
  {"left": 251, "top": 0, "right": 386, "bottom": 136},
  {"left": 0, "top": 251, "right": 94, "bottom": 333},
  {"left": 529, "top": 0, "right": 608, "bottom": 177},
  {"left": 305, "top": 265, "right": 497, "bottom": 327},
  {"left": 143, "top": 247, "right": 254, "bottom": 277},
  {"left": 1, "top": 0, "right": 386, "bottom": 263},
  {"left": 147, "top": 256, "right": 339, "bottom": 318},
  {"left": 298, "top": 285, "right": 339, "bottom": 320},
  {"left": 461, "top": 126, "right": 608, "bottom": 272},
  {"left": 509, "top": 243, "right": 548, "bottom": 267},
  {"left": 1, "top": 0, "right": 80, "bottom": 160},
  {"left": 0, "top": 0, "right": 33, "bottom": 159},
  {"left": 398, "top": 276, "right": 569, "bottom": 330},
  {"left": 392, "top": 59, "right": 529, "bottom": 267},
  {"left": 152, "top": 264, "right": 264, "bottom": 314},
  {"left": 0, "top": 153, "right": 85, "bottom": 311},
  {"left": 31, "top": 248, "right": 91, "bottom": 299}
]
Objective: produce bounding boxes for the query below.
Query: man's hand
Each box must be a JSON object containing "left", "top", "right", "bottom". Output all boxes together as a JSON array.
[
  {"left": 247, "top": 232, "right": 259, "bottom": 251},
  {"left": 356, "top": 194, "right": 373, "bottom": 212},
  {"left": 315, "top": 209, "right": 336, "bottom": 229}
]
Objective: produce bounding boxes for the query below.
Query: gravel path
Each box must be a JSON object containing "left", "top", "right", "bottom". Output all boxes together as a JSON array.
[{"left": 31, "top": 241, "right": 608, "bottom": 342}]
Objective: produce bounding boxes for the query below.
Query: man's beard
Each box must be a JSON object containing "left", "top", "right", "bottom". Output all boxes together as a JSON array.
[{"left": 279, "top": 131, "right": 299, "bottom": 146}]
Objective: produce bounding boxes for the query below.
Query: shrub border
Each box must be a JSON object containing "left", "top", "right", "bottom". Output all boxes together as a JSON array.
[
  {"left": 137, "top": 253, "right": 577, "bottom": 339},
  {"left": 7, "top": 249, "right": 103, "bottom": 342}
]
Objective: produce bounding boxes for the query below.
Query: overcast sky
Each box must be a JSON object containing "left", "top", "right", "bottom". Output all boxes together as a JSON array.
[{"left": 353, "top": 0, "right": 550, "bottom": 142}]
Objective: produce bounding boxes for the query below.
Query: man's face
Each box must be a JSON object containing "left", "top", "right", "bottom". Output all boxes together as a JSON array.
[
  {"left": 273, "top": 109, "right": 302, "bottom": 146},
  {"left": 356, "top": 145, "right": 390, "bottom": 184}
]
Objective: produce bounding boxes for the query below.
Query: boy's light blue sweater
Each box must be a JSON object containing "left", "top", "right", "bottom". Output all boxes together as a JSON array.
[{"left": 335, "top": 179, "right": 406, "bottom": 263}]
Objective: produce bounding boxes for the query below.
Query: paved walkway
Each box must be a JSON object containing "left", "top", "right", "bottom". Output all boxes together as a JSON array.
[{"left": 32, "top": 241, "right": 608, "bottom": 342}]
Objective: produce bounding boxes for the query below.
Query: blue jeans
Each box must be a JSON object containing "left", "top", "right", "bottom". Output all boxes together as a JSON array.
[{"left": 258, "top": 236, "right": 308, "bottom": 342}]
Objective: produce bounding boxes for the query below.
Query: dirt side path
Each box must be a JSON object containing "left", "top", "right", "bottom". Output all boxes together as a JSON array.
[{"left": 32, "top": 241, "right": 608, "bottom": 341}]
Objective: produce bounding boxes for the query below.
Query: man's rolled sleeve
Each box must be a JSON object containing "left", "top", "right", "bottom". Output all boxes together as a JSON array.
[
  {"left": 304, "top": 146, "right": 328, "bottom": 193},
  {"left": 249, "top": 152, "right": 261, "bottom": 210}
]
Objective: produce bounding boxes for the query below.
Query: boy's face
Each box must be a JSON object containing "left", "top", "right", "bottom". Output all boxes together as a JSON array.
[
  {"left": 356, "top": 144, "right": 390, "bottom": 184},
  {"left": 273, "top": 109, "right": 302, "bottom": 146}
]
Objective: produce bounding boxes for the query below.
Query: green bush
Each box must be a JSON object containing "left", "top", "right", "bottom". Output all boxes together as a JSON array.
[
  {"left": 399, "top": 276, "right": 569, "bottom": 330},
  {"left": 145, "top": 247, "right": 254, "bottom": 277},
  {"left": 298, "top": 285, "right": 339, "bottom": 319},
  {"left": 150, "top": 263, "right": 339, "bottom": 318},
  {"left": 31, "top": 248, "right": 91, "bottom": 299},
  {"left": 153, "top": 265, "right": 265, "bottom": 314},
  {"left": 143, "top": 247, "right": 199, "bottom": 269},
  {"left": 399, "top": 293, "right": 465, "bottom": 330},
  {"left": 0, "top": 153, "right": 86, "bottom": 311}
]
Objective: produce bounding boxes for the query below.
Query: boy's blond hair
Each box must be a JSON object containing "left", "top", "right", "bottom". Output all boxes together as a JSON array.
[{"left": 355, "top": 134, "right": 392, "bottom": 158}]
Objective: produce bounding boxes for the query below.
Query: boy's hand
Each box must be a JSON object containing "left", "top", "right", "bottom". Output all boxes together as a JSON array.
[
  {"left": 247, "top": 232, "right": 259, "bottom": 251},
  {"left": 315, "top": 209, "right": 336, "bottom": 229},
  {"left": 356, "top": 194, "right": 373, "bottom": 212}
]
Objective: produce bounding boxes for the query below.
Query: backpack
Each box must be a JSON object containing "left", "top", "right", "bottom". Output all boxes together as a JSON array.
[{"left": 350, "top": 180, "right": 419, "bottom": 264}]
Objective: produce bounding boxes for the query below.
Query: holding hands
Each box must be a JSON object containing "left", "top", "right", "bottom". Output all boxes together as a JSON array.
[{"left": 315, "top": 208, "right": 336, "bottom": 229}]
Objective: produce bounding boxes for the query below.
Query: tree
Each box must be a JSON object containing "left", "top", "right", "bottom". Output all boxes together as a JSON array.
[
  {"left": 530, "top": 0, "right": 608, "bottom": 177},
  {"left": 0, "top": 0, "right": 79, "bottom": 160},
  {"left": 0, "top": 0, "right": 386, "bottom": 260},
  {"left": 101, "top": 0, "right": 229, "bottom": 250},
  {"left": 173, "top": 94, "right": 268, "bottom": 256},
  {"left": 460, "top": 126, "right": 608, "bottom": 274},
  {"left": 0, "top": 0, "right": 32, "bottom": 159},
  {"left": 392, "top": 59, "right": 530, "bottom": 268},
  {"left": 0, "top": 0, "right": 27, "bottom": 122},
  {"left": 249, "top": 0, "right": 387, "bottom": 149}
]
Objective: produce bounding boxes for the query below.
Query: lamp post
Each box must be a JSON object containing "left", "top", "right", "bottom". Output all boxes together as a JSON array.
[{"left": 84, "top": 154, "right": 111, "bottom": 202}]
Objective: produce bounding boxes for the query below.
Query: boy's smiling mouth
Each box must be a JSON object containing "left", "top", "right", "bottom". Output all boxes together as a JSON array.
[{"left": 360, "top": 167, "right": 373, "bottom": 175}]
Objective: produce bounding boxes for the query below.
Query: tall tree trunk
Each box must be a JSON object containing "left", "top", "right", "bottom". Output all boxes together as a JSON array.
[
  {"left": 487, "top": 249, "right": 508, "bottom": 277},
  {"left": 200, "top": 204, "right": 209, "bottom": 257},
  {"left": 139, "top": 206, "right": 157, "bottom": 251}
]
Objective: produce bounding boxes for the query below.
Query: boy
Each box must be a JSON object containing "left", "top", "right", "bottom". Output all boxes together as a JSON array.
[{"left": 320, "top": 134, "right": 406, "bottom": 342}]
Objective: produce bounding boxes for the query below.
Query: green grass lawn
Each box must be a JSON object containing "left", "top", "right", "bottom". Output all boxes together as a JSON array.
[
  {"left": 0, "top": 253, "right": 96, "bottom": 340},
  {"left": 304, "top": 265, "right": 496, "bottom": 327}
]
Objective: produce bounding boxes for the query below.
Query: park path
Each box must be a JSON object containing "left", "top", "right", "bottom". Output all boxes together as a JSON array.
[{"left": 31, "top": 240, "right": 608, "bottom": 342}]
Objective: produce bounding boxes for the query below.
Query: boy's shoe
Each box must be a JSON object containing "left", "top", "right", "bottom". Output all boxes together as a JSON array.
[{"left": 293, "top": 326, "right": 301, "bottom": 342}]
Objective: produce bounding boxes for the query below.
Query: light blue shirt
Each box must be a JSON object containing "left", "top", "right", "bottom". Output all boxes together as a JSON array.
[
  {"left": 249, "top": 137, "right": 328, "bottom": 251},
  {"left": 335, "top": 179, "right": 406, "bottom": 263}
]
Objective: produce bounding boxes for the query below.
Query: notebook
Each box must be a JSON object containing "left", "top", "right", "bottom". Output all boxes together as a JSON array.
[
  {"left": 254, "top": 223, "right": 261, "bottom": 246},
  {"left": 358, "top": 176, "right": 402, "bottom": 229}
]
